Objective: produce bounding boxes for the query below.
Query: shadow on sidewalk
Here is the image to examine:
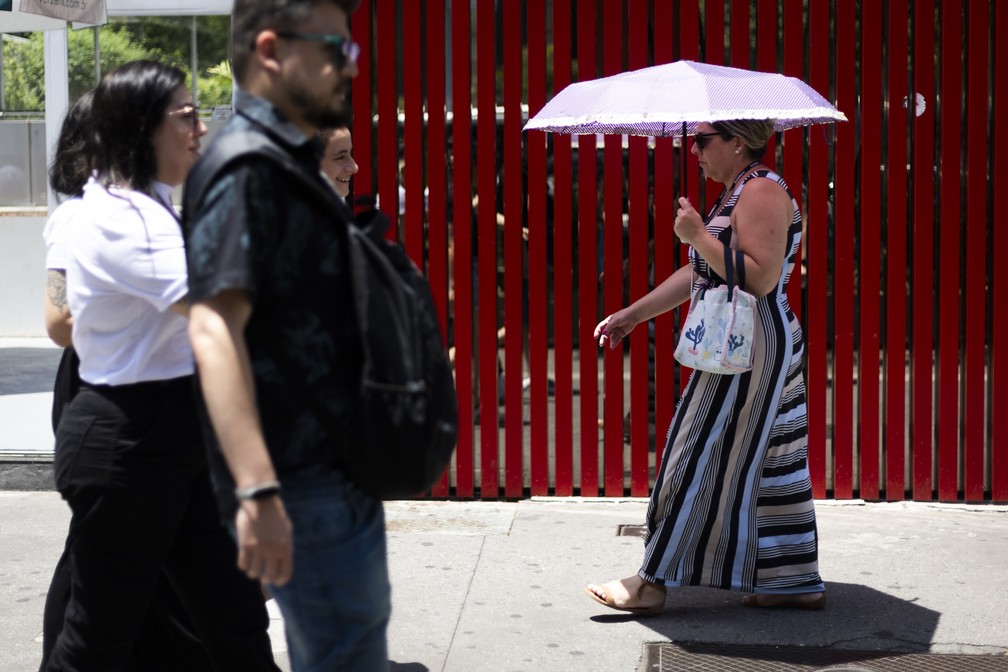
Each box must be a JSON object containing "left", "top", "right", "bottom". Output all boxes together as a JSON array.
[{"left": 589, "top": 582, "right": 939, "bottom": 653}]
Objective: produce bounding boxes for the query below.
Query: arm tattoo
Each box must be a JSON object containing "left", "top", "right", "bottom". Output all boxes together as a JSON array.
[{"left": 46, "top": 270, "right": 69, "bottom": 313}]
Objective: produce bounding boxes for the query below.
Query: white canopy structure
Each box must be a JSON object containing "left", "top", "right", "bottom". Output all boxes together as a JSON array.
[{"left": 1, "top": 0, "right": 233, "bottom": 208}]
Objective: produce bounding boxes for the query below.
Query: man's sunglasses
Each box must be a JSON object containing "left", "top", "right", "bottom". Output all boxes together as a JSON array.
[
  {"left": 168, "top": 104, "right": 201, "bottom": 132},
  {"left": 274, "top": 32, "right": 361, "bottom": 70},
  {"left": 691, "top": 131, "right": 726, "bottom": 151}
]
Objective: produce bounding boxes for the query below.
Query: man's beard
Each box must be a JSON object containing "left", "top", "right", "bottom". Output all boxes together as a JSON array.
[{"left": 288, "top": 79, "right": 353, "bottom": 129}]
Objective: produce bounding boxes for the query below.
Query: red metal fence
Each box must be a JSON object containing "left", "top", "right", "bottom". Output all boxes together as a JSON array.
[{"left": 350, "top": 0, "right": 1008, "bottom": 502}]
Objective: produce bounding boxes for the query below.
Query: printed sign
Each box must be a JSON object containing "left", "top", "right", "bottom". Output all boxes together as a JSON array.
[{"left": 18, "top": 0, "right": 106, "bottom": 25}]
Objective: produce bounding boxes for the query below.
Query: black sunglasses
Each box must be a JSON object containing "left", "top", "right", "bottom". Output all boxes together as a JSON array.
[
  {"left": 274, "top": 31, "right": 361, "bottom": 70},
  {"left": 691, "top": 131, "right": 726, "bottom": 151}
]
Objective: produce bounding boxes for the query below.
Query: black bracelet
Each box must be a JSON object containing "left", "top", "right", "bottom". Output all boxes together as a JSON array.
[{"left": 235, "top": 480, "right": 281, "bottom": 501}]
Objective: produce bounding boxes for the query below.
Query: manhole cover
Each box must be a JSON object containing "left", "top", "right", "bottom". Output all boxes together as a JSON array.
[
  {"left": 640, "top": 643, "right": 1008, "bottom": 671},
  {"left": 618, "top": 524, "right": 647, "bottom": 537}
]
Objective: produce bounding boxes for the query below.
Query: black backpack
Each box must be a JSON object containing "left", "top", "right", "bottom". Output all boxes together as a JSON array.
[{"left": 183, "top": 127, "right": 457, "bottom": 500}]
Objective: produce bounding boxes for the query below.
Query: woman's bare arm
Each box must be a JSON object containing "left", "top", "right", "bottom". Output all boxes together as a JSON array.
[{"left": 44, "top": 270, "right": 73, "bottom": 347}]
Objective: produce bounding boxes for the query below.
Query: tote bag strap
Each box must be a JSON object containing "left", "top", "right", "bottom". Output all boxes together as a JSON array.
[
  {"left": 723, "top": 244, "right": 736, "bottom": 297},
  {"left": 735, "top": 249, "right": 746, "bottom": 291}
]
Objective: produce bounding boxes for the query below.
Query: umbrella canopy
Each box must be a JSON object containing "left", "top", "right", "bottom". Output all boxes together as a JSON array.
[{"left": 523, "top": 60, "right": 846, "bottom": 138}]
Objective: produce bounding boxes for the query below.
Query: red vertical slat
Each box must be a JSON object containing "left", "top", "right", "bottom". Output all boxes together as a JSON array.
[
  {"left": 701, "top": 0, "right": 725, "bottom": 278},
  {"left": 885, "top": 0, "right": 909, "bottom": 501},
  {"left": 858, "top": 1, "right": 882, "bottom": 500},
  {"left": 426, "top": 0, "right": 447, "bottom": 338},
  {"left": 993, "top": 0, "right": 1008, "bottom": 501},
  {"left": 755, "top": 0, "right": 776, "bottom": 170},
  {"left": 963, "top": 0, "right": 987, "bottom": 501},
  {"left": 502, "top": 0, "right": 523, "bottom": 498},
  {"left": 403, "top": 0, "right": 423, "bottom": 259},
  {"left": 706, "top": 0, "right": 724, "bottom": 65},
  {"left": 627, "top": 0, "right": 649, "bottom": 497},
  {"left": 351, "top": 0, "right": 372, "bottom": 195},
  {"left": 476, "top": 0, "right": 499, "bottom": 497},
  {"left": 753, "top": 0, "right": 774, "bottom": 245},
  {"left": 376, "top": 0, "right": 398, "bottom": 232},
  {"left": 426, "top": 0, "right": 449, "bottom": 498},
  {"left": 782, "top": 0, "right": 802, "bottom": 325},
  {"left": 552, "top": 0, "right": 574, "bottom": 496},
  {"left": 527, "top": 0, "right": 549, "bottom": 496},
  {"left": 806, "top": 0, "right": 829, "bottom": 498},
  {"left": 601, "top": 0, "right": 624, "bottom": 497},
  {"left": 651, "top": 0, "right": 682, "bottom": 464},
  {"left": 833, "top": 0, "right": 856, "bottom": 499},
  {"left": 450, "top": 0, "right": 474, "bottom": 498},
  {"left": 705, "top": 0, "right": 729, "bottom": 210},
  {"left": 911, "top": 0, "right": 935, "bottom": 501},
  {"left": 757, "top": 0, "right": 776, "bottom": 81},
  {"left": 937, "top": 0, "right": 961, "bottom": 501},
  {"left": 669, "top": 0, "right": 701, "bottom": 405},
  {"left": 577, "top": 0, "right": 598, "bottom": 496},
  {"left": 730, "top": 0, "right": 748, "bottom": 69}
]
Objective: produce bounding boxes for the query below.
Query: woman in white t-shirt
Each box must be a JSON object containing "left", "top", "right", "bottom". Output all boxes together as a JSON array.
[
  {"left": 45, "top": 60, "right": 279, "bottom": 672},
  {"left": 40, "top": 90, "right": 220, "bottom": 672}
]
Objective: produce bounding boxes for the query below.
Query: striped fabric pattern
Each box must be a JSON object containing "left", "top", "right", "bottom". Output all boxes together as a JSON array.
[{"left": 640, "top": 169, "right": 824, "bottom": 595}]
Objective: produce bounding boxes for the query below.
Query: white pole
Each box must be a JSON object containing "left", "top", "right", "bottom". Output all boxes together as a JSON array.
[
  {"left": 44, "top": 28, "right": 70, "bottom": 212},
  {"left": 1, "top": 34, "right": 6, "bottom": 112},
  {"left": 94, "top": 25, "right": 101, "bottom": 85},
  {"left": 191, "top": 16, "right": 198, "bottom": 105}
]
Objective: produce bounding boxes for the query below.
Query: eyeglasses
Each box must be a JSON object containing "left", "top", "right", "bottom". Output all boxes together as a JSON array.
[
  {"left": 168, "top": 104, "right": 201, "bottom": 132},
  {"left": 274, "top": 32, "right": 361, "bottom": 71},
  {"left": 691, "top": 131, "right": 725, "bottom": 151}
]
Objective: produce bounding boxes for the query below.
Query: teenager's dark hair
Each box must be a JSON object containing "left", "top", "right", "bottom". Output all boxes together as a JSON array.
[
  {"left": 48, "top": 90, "right": 95, "bottom": 199},
  {"left": 90, "top": 60, "right": 186, "bottom": 197},
  {"left": 231, "top": 0, "right": 361, "bottom": 84}
]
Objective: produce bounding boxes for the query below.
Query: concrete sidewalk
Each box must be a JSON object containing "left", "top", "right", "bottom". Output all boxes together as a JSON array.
[{"left": 2, "top": 494, "right": 1007, "bottom": 671}]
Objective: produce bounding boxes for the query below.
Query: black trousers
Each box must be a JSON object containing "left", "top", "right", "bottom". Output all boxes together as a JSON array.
[
  {"left": 41, "top": 349, "right": 213, "bottom": 672},
  {"left": 46, "top": 378, "right": 278, "bottom": 672}
]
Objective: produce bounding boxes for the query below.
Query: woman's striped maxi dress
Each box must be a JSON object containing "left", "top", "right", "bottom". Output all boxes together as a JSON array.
[{"left": 640, "top": 168, "right": 825, "bottom": 596}]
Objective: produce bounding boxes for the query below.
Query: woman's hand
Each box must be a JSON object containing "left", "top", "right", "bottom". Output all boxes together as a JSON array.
[
  {"left": 673, "top": 197, "right": 706, "bottom": 247},
  {"left": 594, "top": 308, "right": 639, "bottom": 350}
]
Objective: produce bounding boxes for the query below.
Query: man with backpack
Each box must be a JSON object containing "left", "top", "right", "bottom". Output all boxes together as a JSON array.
[{"left": 182, "top": 1, "right": 392, "bottom": 669}]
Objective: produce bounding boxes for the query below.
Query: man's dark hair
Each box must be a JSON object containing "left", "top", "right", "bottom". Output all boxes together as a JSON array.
[
  {"left": 231, "top": 0, "right": 362, "bottom": 84},
  {"left": 90, "top": 60, "right": 186, "bottom": 198},
  {"left": 49, "top": 89, "right": 94, "bottom": 199}
]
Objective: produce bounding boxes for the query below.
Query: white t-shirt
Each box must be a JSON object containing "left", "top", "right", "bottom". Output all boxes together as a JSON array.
[
  {"left": 65, "top": 179, "right": 192, "bottom": 385},
  {"left": 43, "top": 196, "right": 84, "bottom": 271}
]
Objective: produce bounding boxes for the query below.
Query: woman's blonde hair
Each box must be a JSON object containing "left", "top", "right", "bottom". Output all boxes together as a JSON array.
[{"left": 710, "top": 119, "right": 777, "bottom": 161}]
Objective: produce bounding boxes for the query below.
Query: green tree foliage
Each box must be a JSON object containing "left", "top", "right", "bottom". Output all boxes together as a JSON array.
[
  {"left": 199, "top": 60, "right": 233, "bottom": 109},
  {"left": 1, "top": 16, "right": 231, "bottom": 112},
  {"left": 3, "top": 28, "right": 146, "bottom": 110}
]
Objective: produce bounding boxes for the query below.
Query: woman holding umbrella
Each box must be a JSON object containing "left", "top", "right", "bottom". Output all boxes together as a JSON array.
[{"left": 587, "top": 119, "right": 826, "bottom": 613}]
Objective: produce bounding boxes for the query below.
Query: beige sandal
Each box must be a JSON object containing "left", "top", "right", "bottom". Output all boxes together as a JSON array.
[{"left": 583, "top": 577, "right": 666, "bottom": 615}]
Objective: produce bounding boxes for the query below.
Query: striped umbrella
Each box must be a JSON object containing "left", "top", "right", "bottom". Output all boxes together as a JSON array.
[{"left": 524, "top": 59, "right": 846, "bottom": 192}]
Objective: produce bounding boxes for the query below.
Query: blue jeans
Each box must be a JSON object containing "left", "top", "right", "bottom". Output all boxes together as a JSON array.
[{"left": 267, "top": 469, "right": 390, "bottom": 672}]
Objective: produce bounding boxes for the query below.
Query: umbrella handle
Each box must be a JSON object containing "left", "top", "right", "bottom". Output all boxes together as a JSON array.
[{"left": 681, "top": 121, "right": 687, "bottom": 205}]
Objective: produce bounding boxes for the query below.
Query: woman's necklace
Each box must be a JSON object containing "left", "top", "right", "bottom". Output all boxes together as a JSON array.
[{"left": 707, "top": 160, "right": 762, "bottom": 219}]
